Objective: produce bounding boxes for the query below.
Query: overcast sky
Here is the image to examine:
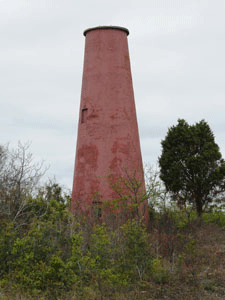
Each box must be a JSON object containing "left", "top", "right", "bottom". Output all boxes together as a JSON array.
[{"left": 1, "top": 0, "right": 225, "bottom": 189}]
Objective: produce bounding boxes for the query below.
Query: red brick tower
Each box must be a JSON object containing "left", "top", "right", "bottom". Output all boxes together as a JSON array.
[{"left": 72, "top": 26, "right": 148, "bottom": 221}]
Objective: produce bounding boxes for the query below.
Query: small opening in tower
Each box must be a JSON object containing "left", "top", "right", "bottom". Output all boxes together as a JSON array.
[
  {"left": 81, "top": 108, "right": 88, "bottom": 123},
  {"left": 92, "top": 201, "right": 102, "bottom": 219}
]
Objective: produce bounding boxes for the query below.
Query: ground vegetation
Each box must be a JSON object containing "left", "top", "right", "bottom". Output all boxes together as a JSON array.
[{"left": 0, "top": 142, "right": 225, "bottom": 299}]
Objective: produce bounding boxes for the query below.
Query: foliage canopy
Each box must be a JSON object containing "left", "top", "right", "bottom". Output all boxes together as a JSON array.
[{"left": 159, "top": 119, "right": 225, "bottom": 216}]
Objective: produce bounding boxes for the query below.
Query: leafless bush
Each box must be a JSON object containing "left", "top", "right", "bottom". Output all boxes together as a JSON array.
[{"left": 0, "top": 141, "right": 47, "bottom": 221}]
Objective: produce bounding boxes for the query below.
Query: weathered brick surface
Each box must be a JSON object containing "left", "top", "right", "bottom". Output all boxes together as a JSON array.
[{"left": 72, "top": 26, "right": 148, "bottom": 221}]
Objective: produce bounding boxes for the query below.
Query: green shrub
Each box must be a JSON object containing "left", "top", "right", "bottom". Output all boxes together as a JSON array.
[
  {"left": 0, "top": 222, "right": 16, "bottom": 278},
  {"left": 119, "top": 219, "right": 152, "bottom": 282},
  {"left": 202, "top": 208, "right": 225, "bottom": 227},
  {"left": 8, "top": 220, "right": 73, "bottom": 297}
]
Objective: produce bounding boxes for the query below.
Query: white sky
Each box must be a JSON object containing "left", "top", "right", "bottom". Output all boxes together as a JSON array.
[{"left": 1, "top": 0, "right": 225, "bottom": 189}]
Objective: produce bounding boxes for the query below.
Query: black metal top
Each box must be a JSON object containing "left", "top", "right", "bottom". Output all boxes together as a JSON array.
[{"left": 83, "top": 26, "right": 129, "bottom": 36}]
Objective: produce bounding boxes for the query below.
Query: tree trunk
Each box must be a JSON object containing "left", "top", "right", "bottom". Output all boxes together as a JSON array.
[{"left": 195, "top": 196, "right": 203, "bottom": 217}]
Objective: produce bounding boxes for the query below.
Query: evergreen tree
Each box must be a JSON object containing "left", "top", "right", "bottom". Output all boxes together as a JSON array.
[{"left": 159, "top": 119, "right": 225, "bottom": 216}]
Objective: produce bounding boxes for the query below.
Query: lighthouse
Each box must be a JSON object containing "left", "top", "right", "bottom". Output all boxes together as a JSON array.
[{"left": 71, "top": 26, "right": 148, "bottom": 222}]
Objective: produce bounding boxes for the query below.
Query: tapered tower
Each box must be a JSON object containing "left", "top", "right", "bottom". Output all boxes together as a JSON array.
[{"left": 72, "top": 26, "right": 148, "bottom": 221}]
